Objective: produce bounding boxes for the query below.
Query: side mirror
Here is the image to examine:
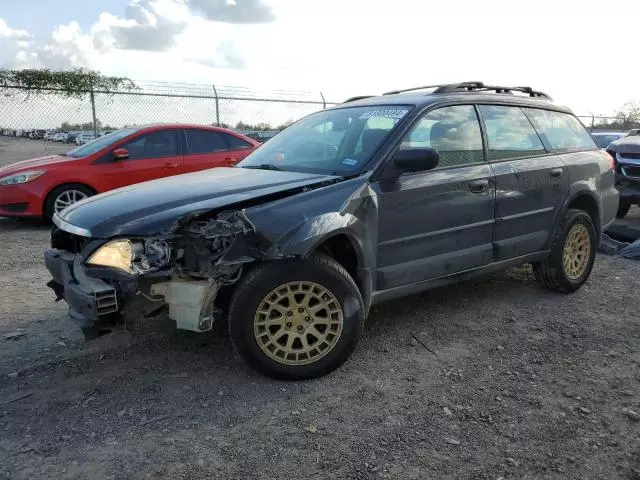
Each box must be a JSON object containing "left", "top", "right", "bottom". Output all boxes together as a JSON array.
[
  {"left": 393, "top": 147, "right": 439, "bottom": 172},
  {"left": 113, "top": 148, "right": 129, "bottom": 161}
]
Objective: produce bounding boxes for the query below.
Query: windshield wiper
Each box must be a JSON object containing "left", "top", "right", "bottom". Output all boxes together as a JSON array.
[{"left": 242, "top": 164, "right": 284, "bottom": 171}]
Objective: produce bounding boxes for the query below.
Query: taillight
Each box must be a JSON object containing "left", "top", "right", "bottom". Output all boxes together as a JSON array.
[{"left": 604, "top": 150, "right": 615, "bottom": 170}]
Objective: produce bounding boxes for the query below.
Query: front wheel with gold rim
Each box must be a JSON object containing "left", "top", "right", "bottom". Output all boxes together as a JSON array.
[
  {"left": 228, "top": 255, "right": 365, "bottom": 380},
  {"left": 533, "top": 209, "right": 597, "bottom": 293}
]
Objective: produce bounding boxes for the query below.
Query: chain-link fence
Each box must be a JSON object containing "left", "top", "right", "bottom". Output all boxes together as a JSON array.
[
  {"left": 1, "top": 80, "right": 636, "bottom": 164},
  {"left": 577, "top": 115, "right": 640, "bottom": 132},
  {"left": 0, "top": 81, "right": 337, "bottom": 163}
]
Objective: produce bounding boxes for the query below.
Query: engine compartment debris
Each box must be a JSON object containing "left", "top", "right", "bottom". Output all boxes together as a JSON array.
[{"left": 177, "top": 210, "right": 257, "bottom": 281}]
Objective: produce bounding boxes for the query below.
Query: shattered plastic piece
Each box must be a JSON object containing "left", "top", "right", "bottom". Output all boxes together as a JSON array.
[{"left": 619, "top": 239, "right": 640, "bottom": 260}]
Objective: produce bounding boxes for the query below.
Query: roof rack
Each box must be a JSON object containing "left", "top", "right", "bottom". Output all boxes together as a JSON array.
[
  {"left": 383, "top": 82, "right": 552, "bottom": 100},
  {"left": 342, "top": 95, "right": 375, "bottom": 103}
]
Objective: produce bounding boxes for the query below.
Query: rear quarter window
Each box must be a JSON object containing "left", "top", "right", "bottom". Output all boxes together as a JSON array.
[
  {"left": 225, "top": 134, "right": 253, "bottom": 150},
  {"left": 523, "top": 109, "right": 597, "bottom": 152},
  {"left": 185, "top": 129, "right": 228, "bottom": 154}
]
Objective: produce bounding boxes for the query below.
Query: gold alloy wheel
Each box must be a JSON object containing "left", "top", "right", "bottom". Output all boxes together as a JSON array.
[
  {"left": 562, "top": 223, "right": 591, "bottom": 280},
  {"left": 253, "top": 281, "right": 343, "bottom": 366}
]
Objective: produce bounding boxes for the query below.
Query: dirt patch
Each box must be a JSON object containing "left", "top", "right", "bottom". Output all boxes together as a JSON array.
[{"left": 0, "top": 218, "right": 639, "bottom": 479}]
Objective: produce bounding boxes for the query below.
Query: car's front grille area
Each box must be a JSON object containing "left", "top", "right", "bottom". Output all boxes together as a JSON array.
[
  {"left": 51, "top": 227, "right": 90, "bottom": 254},
  {"left": 95, "top": 288, "right": 118, "bottom": 315}
]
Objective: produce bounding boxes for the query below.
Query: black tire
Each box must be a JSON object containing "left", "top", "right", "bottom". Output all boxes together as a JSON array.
[
  {"left": 44, "top": 184, "right": 95, "bottom": 221},
  {"left": 533, "top": 209, "right": 597, "bottom": 293},
  {"left": 228, "top": 255, "right": 365, "bottom": 380},
  {"left": 616, "top": 199, "right": 631, "bottom": 219}
]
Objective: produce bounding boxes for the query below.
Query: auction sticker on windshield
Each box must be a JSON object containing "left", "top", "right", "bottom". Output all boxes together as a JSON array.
[{"left": 359, "top": 109, "right": 408, "bottom": 120}]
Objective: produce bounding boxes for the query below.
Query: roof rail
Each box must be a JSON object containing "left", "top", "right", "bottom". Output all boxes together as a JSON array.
[
  {"left": 384, "top": 82, "right": 552, "bottom": 100},
  {"left": 342, "top": 95, "right": 375, "bottom": 103},
  {"left": 383, "top": 84, "right": 451, "bottom": 95}
]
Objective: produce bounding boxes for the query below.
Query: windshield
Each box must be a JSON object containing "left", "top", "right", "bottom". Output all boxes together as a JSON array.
[
  {"left": 592, "top": 133, "right": 623, "bottom": 148},
  {"left": 66, "top": 128, "right": 141, "bottom": 158},
  {"left": 236, "top": 105, "right": 412, "bottom": 175}
]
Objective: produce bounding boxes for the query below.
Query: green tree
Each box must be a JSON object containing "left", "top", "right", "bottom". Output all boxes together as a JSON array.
[
  {"left": 58, "top": 119, "right": 116, "bottom": 132},
  {"left": 592, "top": 101, "right": 640, "bottom": 130},
  {"left": 0, "top": 68, "right": 138, "bottom": 98},
  {"left": 234, "top": 121, "right": 275, "bottom": 131}
]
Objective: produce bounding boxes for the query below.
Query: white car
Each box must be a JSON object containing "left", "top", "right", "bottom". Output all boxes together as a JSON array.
[
  {"left": 75, "top": 133, "right": 96, "bottom": 145},
  {"left": 52, "top": 132, "right": 66, "bottom": 142},
  {"left": 76, "top": 133, "right": 96, "bottom": 145}
]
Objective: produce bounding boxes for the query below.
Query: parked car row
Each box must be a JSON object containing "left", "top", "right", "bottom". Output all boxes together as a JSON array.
[
  {"left": 44, "top": 131, "right": 97, "bottom": 144},
  {"left": 1, "top": 129, "right": 46, "bottom": 139},
  {"left": 591, "top": 128, "right": 640, "bottom": 149},
  {"left": 0, "top": 128, "right": 103, "bottom": 144}
]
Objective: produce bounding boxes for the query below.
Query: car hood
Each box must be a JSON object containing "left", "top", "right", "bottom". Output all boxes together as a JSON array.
[
  {"left": 58, "top": 167, "right": 339, "bottom": 238},
  {"left": 609, "top": 136, "right": 640, "bottom": 154},
  {"left": 0, "top": 155, "right": 77, "bottom": 177}
]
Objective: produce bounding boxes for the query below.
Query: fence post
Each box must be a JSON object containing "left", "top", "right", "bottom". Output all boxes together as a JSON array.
[
  {"left": 212, "top": 84, "right": 220, "bottom": 126},
  {"left": 320, "top": 92, "right": 326, "bottom": 109},
  {"left": 90, "top": 89, "right": 98, "bottom": 136}
]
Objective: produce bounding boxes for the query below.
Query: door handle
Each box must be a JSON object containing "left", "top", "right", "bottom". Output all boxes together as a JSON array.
[
  {"left": 550, "top": 168, "right": 563, "bottom": 178},
  {"left": 164, "top": 162, "right": 178, "bottom": 168},
  {"left": 469, "top": 179, "right": 489, "bottom": 193}
]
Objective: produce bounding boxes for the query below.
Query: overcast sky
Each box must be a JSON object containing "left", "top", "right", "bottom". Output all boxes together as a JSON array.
[{"left": 1, "top": 0, "right": 639, "bottom": 116}]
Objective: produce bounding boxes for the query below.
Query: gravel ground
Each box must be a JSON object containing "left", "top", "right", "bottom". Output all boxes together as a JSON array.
[
  {"left": 0, "top": 137, "right": 72, "bottom": 166},
  {"left": 1, "top": 209, "right": 639, "bottom": 479}
]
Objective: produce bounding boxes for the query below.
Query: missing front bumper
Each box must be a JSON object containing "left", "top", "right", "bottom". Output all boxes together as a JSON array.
[
  {"left": 45, "top": 249, "right": 120, "bottom": 327},
  {"left": 45, "top": 249, "right": 221, "bottom": 334}
]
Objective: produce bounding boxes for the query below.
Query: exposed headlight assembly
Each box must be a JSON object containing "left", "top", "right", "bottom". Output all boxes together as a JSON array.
[
  {"left": 87, "top": 239, "right": 172, "bottom": 274},
  {"left": 0, "top": 170, "right": 46, "bottom": 185}
]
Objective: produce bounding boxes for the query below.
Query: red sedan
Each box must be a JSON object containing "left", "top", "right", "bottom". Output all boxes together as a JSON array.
[{"left": 0, "top": 124, "right": 259, "bottom": 220}]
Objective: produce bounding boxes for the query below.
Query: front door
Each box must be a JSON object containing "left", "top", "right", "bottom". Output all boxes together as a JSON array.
[
  {"left": 98, "top": 129, "right": 183, "bottom": 191},
  {"left": 372, "top": 105, "right": 496, "bottom": 291},
  {"left": 478, "top": 105, "right": 569, "bottom": 260}
]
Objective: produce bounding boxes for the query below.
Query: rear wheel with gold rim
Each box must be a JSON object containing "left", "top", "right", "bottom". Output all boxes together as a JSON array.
[
  {"left": 228, "top": 255, "right": 364, "bottom": 380},
  {"left": 533, "top": 209, "right": 597, "bottom": 293}
]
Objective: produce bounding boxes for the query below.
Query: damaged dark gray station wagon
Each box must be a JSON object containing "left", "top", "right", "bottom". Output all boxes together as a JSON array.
[{"left": 46, "top": 82, "right": 618, "bottom": 380}]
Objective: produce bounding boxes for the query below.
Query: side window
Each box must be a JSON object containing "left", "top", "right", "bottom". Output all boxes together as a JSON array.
[
  {"left": 120, "top": 130, "right": 179, "bottom": 160},
  {"left": 185, "top": 129, "right": 228, "bottom": 154},
  {"left": 479, "top": 105, "right": 545, "bottom": 161},
  {"left": 225, "top": 134, "right": 253, "bottom": 150},
  {"left": 524, "top": 109, "right": 597, "bottom": 152},
  {"left": 400, "top": 105, "right": 484, "bottom": 168}
]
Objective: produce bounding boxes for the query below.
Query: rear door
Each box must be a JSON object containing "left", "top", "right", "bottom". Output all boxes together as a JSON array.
[
  {"left": 478, "top": 105, "right": 569, "bottom": 260},
  {"left": 182, "top": 129, "right": 255, "bottom": 174},
  {"left": 98, "top": 129, "right": 183, "bottom": 191},
  {"left": 372, "top": 104, "right": 496, "bottom": 290}
]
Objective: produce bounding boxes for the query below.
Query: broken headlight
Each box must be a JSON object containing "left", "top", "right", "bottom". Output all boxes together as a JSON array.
[{"left": 86, "top": 239, "right": 172, "bottom": 274}]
